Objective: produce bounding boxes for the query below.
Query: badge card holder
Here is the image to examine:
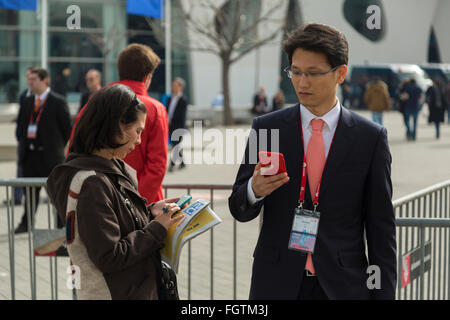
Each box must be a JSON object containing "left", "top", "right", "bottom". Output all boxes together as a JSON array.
[{"left": 288, "top": 206, "right": 320, "bottom": 254}]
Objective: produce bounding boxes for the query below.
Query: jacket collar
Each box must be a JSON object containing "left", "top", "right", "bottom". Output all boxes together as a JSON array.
[{"left": 109, "top": 80, "right": 148, "bottom": 97}]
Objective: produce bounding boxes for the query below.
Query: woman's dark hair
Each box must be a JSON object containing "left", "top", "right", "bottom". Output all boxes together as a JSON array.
[
  {"left": 70, "top": 84, "right": 147, "bottom": 154},
  {"left": 283, "top": 23, "right": 349, "bottom": 68}
]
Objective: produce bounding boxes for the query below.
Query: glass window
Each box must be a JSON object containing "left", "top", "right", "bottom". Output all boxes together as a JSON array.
[
  {"left": 49, "top": 31, "right": 103, "bottom": 57},
  {"left": 48, "top": 0, "right": 103, "bottom": 28},
  {"left": 0, "top": 8, "right": 18, "bottom": 25},
  {"left": 0, "top": 61, "right": 19, "bottom": 103},
  {"left": 49, "top": 62, "right": 103, "bottom": 101},
  {"left": 0, "top": 30, "right": 18, "bottom": 56}
]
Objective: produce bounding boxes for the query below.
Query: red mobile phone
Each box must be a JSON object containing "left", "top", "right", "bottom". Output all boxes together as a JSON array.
[{"left": 258, "top": 151, "right": 287, "bottom": 176}]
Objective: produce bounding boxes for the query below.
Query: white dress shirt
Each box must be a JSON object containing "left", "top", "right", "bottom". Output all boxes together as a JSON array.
[
  {"left": 247, "top": 100, "right": 342, "bottom": 205},
  {"left": 34, "top": 87, "right": 51, "bottom": 106}
]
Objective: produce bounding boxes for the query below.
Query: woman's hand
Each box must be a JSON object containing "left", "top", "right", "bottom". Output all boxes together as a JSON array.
[
  {"left": 151, "top": 198, "right": 185, "bottom": 230},
  {"left": 150, "top": 198, "right": 179, "bottom": 218}
]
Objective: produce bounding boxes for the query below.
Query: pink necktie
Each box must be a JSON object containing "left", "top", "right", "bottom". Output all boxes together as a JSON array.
[{"left": 305, "top": 119, "right": 325, "bottom": 275}]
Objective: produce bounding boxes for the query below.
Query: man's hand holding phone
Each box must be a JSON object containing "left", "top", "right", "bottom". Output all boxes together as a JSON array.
[{"left": 252, "top": 152, "right": 290, "bottom": 198}]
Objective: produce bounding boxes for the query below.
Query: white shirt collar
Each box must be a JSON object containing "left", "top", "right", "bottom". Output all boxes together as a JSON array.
[
  {"left": 35, "top": 87, "right": 51, "bottom": 102},
  {"left": 300, "top": 99, "right": 341, "bottom": 132}
]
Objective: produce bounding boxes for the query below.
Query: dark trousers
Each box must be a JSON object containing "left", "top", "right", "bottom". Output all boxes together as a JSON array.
[
  {"left": 297, "top": 273, "right": 329, "bottom": 300},
  {"left": 18, "top": 150, "right": 63, "bottom": 229},
  {"left": 403, "top": 109, "right": 419, "bottom": 140},
  {"left": 169, "top": 133, "right": 184, "bottom": 167},
  {"left": 14, "top": 144, "right": 24, "bottom": 202}
]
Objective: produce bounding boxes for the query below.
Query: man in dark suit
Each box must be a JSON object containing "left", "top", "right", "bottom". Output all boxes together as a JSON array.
[
  {"left": 15, "top": 67, "right": 72, "bottom": 233},
  {"left": 167, "top": 77, "right": 188, "bottom": 172},
  {"left": 228, "top": 23, "right": 396, "bottom": 300},
  {"left": 79, "top": 69, "right": 102, "bottom": 113}
]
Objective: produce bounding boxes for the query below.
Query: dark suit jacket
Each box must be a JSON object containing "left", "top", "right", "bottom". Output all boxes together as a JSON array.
[
  {"left": 17, "top": 90, "right": 72, "bottom": 175},
  {"left": 166, "top": 95, "right": 188, "bottom": 134},
  {"left": 228, "top": 104, "right": 397, "bottom": 300}
]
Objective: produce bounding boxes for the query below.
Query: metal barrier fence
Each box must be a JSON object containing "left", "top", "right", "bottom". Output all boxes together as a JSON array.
[
  {"left": 393, "top": 179, "right": 450, "bottom": 300},
  {"left": 1, "top": 178, "right": 450, "bottom": 300}
]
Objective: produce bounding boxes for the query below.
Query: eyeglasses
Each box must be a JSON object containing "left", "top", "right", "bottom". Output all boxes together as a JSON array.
[{"left": 284, "top": 65, "right": 341, "bottom": 79}]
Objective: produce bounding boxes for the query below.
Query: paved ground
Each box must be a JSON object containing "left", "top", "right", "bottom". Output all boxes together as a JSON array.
[{"left": 0, "top": 108, "right": 449, "bottom": 300}]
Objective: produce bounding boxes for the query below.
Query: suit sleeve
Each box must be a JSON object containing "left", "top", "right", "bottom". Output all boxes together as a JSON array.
[
  {"left": 363, "top": 127, "right": 397, "bottom": 300},
  {"left": 138, "top": 106, "right": 168, "bottom": 203},
  {"left": 228, "top": 118, "right": 264, "bottom": 222},
  {"left": 77, "top": 176, "right": 167, "bottom": 273}
]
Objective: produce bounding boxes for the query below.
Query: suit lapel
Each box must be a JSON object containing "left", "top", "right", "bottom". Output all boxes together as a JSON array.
[
  {"left": 282, "top": 104, "right": 312, "bottom": 203},
  {"left": 320, "top": 106, "right": 356, "bottom": 195}
]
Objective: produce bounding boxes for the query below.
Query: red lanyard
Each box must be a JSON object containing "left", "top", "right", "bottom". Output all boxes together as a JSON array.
[
  {"left": 298, "top": 111, "right": 338, "bottom": 210},
  {"left": 29, "top": 99, "right": 46, "bottom": 125}
]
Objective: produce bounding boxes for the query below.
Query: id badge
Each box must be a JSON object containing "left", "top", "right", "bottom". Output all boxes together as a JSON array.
[
  {"left": 288, "top": 208, "right": 320, "bottom": 254},
  {"left": 27, "top": 124, "right": 37, "bottom": 139}
]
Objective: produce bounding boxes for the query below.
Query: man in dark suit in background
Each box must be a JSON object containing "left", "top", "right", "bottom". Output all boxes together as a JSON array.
[
  {"left": 228, "top": 23, "right": 397, "bottom": 300},
  {"left": 15, "top": 67, "right": 72, "bottom": 233},
  {"left": 79, "top": 69, "right": 102, "bottom": 113},
  {"left": 167, "top": 77, "right": 188, "bottom": 172}
]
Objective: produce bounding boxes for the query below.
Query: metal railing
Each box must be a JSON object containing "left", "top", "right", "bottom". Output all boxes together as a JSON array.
[
  {"left": 393, "top": 179, "right": 450, "bottom": 300},
  {"left": 1, "top": 177, "right": 60, "bottom": 300},
  {"left": 1, "top": 178, "right": 450, "bottom": 300}
]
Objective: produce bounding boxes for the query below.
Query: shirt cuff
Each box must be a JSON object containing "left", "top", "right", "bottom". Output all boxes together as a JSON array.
[{"left": 247, "top": 177, "right": 265, "bottom": 205}]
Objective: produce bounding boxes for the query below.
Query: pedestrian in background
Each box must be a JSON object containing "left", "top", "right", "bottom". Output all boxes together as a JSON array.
[
  {"left": 70, "top": 44, "right": 169, "bottom": 204},
  {"left": 79, "top": 69, "right": 102, "bottom": 113},
  {"left": 402, "top": 78, "right": 423, "bottom": 141},
  {"left": 167, "top": 77, "right": 188, "bottom": 172},
  {"left": 251, "top": 87, "right": 268, "bottom": 115},
  {"left": 7, "top": 66, "right": 34, "bottom": 206},
  {"left": 426, "top": 79, "right": 446, "bottom": 139},
  {"left": 272, "top": 89, "right": 285, "bottom": 112},
  {"left": 15, "top": 67, "right": 72, "bottom": 233},
  {"left": 445, "top": 82, "right": 450, "bottom": 124},
  {"left": 47, "top": 84, "right": 184, "bottom": 300},
  {"left": 364, "top": 77, "right": 391, "bottom": 126}
]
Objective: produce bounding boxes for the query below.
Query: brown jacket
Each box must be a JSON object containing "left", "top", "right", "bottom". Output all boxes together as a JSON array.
[
  {"left": 364, "top": 80, "right": 391, "bottom": 112},
  {"left": 47, "top": 153, "right": 167, "bottom": 300}
]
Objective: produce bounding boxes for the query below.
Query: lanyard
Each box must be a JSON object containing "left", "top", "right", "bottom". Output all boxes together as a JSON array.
[
  {"left": 298, "top": 111, "right": 338, "bottom": 210},
  {"left": 29, "top": 100, "right": 46, "bottom": 125}
]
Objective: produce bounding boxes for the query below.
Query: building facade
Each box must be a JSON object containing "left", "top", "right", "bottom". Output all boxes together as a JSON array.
[{"left": 0, "top": 0, "right": 449, "bottom": 113}]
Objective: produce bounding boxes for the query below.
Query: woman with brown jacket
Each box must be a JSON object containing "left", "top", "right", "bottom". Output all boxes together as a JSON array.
[{"left": 47, "top": 84, "right": 184, "bottom": 299}]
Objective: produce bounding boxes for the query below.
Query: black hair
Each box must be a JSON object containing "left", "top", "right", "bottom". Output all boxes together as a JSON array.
[
  {"left": 283, "top": 23, "right": 349, "bottom": 68},
  {"left": 70, "top": 84, "right": 146, "bottom": 155}
]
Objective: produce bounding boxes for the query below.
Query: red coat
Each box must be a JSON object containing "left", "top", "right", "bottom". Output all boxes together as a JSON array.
[{"left": 68, "top": 80, "right": 168, "bottom": 204}]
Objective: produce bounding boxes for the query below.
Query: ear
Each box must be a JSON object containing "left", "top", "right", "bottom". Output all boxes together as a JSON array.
[{"left": 336, "top": 65, "right": 348, "bottom": 85}]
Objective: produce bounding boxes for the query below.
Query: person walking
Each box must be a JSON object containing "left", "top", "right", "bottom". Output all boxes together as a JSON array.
[
  {"left": 444, "top": 82, "right": 450, "bottom": 124},
  {"left": 426, "top": 79, "right": 446, "bottom": 139},
  {"left": 364, "top": 77, "right": 391, "bottom": 126},
  {"left": 79, "top": 69, "right": 102, "bottom": 113},
  {"left": 15, "top": 67, "right": 72, "bottom": 233},
  {"left": 69, "top": 44, "right": 169, "bottom": 204},
  {"left": 228, "top": 23, "right": 396, "bottom": 300},
  {"left": 272, "top": 89, "right": 285, "bottom": 112},
  {"left": 402, "top": 79, "right": 424, "bottom": 141},
  {"left": 8, "top": 66, "right": 34, "bottom": 206},
  {"left": 251, "top": 87, "right": 269, "bottom": 115},
  {"left": 47, "top": 84, "right": 185, "bottom": 299},
  {"left": 167, "top": 77, "right": 188, "bottom": 172}
]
